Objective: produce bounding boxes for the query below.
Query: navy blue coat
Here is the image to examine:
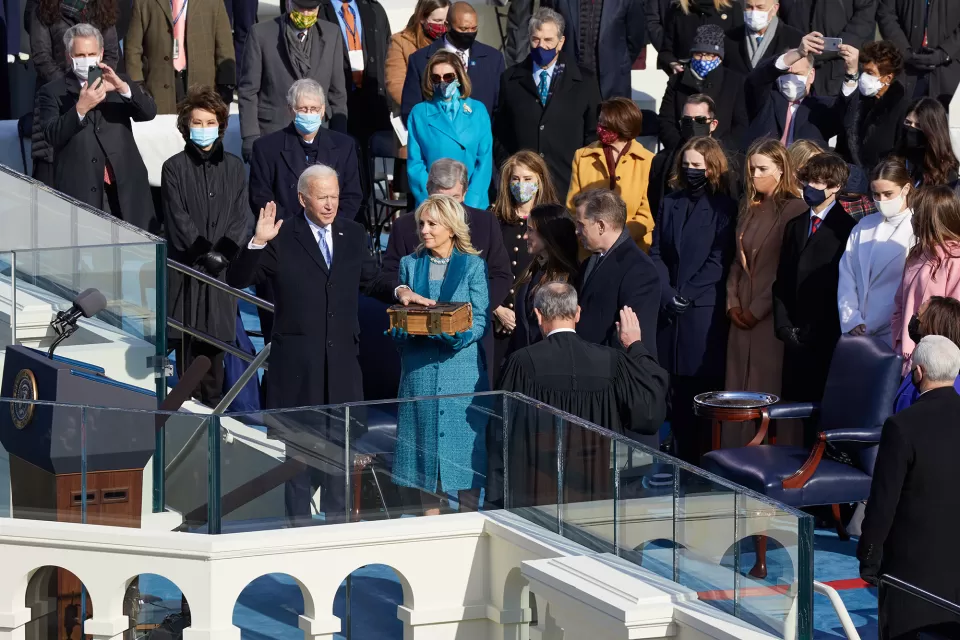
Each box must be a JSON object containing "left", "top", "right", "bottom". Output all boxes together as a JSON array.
[
  {"left": 399, "top": 38, "right": 505, "bottom": 124},
  {"left": 649, "top": 189, "right": 736, "bottom": 378},
  {"left": 547, "top": 0, "right": 646, "bottom": 99},
  {"left": 248, "top": 123, "right": 363, "bottom": 223}
]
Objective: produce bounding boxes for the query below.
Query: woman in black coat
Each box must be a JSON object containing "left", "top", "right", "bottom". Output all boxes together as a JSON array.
[
  {"left": 29, "top": 0, "right": 120, "bottom": 187},
  {"left": 657, "top": 0, "right": 743, "bottom": 75},
  {"left": 649, "top": 136, "right": 736, "bottom": 464},
  {"left": 507, "top": 204, "right": 579, "bottom": 358},
  {"left": 163, "top": 86, "right": 249, "bottom": 406}
]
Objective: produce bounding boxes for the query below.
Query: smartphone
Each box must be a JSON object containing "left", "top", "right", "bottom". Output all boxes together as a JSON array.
[
  {"left": 86, "top": 66, "right": 103, "bottom": 89},
  {"left": 822, "top": 37, "right": 842, "bottom": 52}
]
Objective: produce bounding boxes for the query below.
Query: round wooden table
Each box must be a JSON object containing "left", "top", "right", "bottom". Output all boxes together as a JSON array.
[{"left": 693, "top": 392, "right": 779, "bottom": 451}]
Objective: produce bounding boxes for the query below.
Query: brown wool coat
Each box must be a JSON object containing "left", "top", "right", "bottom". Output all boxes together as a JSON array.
[
  {"left": 125, "top": 0, "right": 235, "bottom": 114},
  {"left": 384, "top": 27, "right": 430, "bottom": 159}
]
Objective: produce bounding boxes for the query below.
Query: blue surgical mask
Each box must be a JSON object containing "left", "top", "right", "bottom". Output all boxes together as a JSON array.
[
  {"left": 434, "top": 79, "right": 461, "bottom": 100},
  {"left": 189, "top": 126, "right": 219, "bottom": 147},
  {"left": 690, "top": 57, "right": 721, "bottom": 78},
  {"left": 530, "top": 46, "right": 558, "bottom": 68},
  {"left": 510, "top": 180, "right": 539, "bottom": 204},
  {"left": 294, "top": 112, "right": 322, "bottom": 135}
]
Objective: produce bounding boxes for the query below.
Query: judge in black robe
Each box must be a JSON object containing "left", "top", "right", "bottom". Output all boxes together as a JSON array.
[{"left": 497, "top": 283, "right": 668, "bottom": 509}]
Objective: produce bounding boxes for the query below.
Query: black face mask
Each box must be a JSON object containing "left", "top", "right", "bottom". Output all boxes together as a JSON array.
[
  {"left": 902, "top": 125, "right": 927, "bottom": 152},
  {"left": 908, "top": 313, "right": 924, "bottom": 344},
  {"left": 446, "top": 29, "right": 477, "bottom": 51},
  {"left": 680, "top": 119, "right": 712, "bottom": 141},
  {"left": 685, "top": 168, "right": 708, "bottom": 191}
]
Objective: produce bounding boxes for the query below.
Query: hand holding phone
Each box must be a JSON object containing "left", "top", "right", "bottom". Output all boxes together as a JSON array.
[
  {"left": 822, "top": 37, "right": 842, "bottom": 52},
  {"left": 86, "top": 66, "right": 104, "bottom": 90}
]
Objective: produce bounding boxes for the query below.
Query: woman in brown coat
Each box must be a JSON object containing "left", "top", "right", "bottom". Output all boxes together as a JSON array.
[
  {"left": 125, "top": 0, "right": 235, "bottom": 114},
  {"left": 724, "top": 138, "right": 806, "bottom": 447}
]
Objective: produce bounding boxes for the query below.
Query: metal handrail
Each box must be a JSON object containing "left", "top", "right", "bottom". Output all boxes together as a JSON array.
[
  {"left": 879, "top": 574, "right": 960, "bottom": 617},
  {"left": 167, "top": 318, "right": 260, "bottom": 365},
  {"left": 166, "top": 258, "right": 274, "bottom": 313}
]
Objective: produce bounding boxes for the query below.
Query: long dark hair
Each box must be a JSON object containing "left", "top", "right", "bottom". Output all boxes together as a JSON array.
[
  {"left": 516, "top": 204, "right": 579, "bottom": 293},
  {"left": 908, "top": 185, "right": 960, "bottom": 278},
  {"left": 897, "top": 97, "right": 959, "bottom": 187},
  {"left": 919, "top": 296, "right": 960, "bottom": 347},
  {"left": 38, "top": 0, "right": 116, "bottom": 27}
]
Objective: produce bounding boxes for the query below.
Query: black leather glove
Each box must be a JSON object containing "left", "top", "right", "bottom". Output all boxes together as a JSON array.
[
  {"left": 908, "top": 48, "right": 948, "bottom": 70},
  {"left": 216, "top": 84, "right": 235, "bottom": 107},
  {"left": 667, "top": 295, "right": 692, "bottom": 316},
  {"left": 197, "top": 251, "right": 229, "bottom": 276},
  {"left": 858, "top": 543, "right": 881, "bottom": 586},
  {"left": 776, "top": 326, "right": 804, "bottom": 350}
]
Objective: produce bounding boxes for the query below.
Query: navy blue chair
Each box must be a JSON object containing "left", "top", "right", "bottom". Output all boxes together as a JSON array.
[{"left": 701, "top": 336, "right": 902, "bottom": 576}]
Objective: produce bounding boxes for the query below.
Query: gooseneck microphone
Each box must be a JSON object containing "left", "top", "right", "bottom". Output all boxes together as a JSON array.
[{"left": 48, "top": 288, "right": 107, "bottom": 358}]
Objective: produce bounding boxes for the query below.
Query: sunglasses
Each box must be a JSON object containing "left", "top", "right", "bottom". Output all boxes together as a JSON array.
[
  {"left": 430, "top": 72, "right": 458, "bottom": 84},
  {"left": 680, "top": 116, "right": 712, "bottom": 125}
]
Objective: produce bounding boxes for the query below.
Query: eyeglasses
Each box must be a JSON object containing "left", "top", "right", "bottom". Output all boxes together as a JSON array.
[
  {"left": 430, "top": 73, "right": 458, "bottom": 84},
  {"left": 680, "top": 116, "right": 712, "bottom": 125},
  {"left": 295, "top": 106, "right": 323, "bottom": 115}
]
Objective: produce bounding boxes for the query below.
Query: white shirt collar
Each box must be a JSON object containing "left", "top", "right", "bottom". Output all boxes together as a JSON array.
[
  {"left": 533, "top": 60, "right": 558, "bottom": 79},
  {"left": 546, "top": 327, "right": 577, "bottom": 337},
  {"left": 810, "top": 199, "right": 836, "bottom": 221},
  {"left": 304, "top": 213, "right": 332, "bottom": 239},
  {"left": 444, "top": 37, "right": 469, "bottom": 60}
]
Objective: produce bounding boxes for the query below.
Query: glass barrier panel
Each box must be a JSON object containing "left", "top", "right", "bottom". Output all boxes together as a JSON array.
[
  {"left": 161, "top": 410, "right": 211, "bottom": 531},
  {"left": 501, "top": 394, "right": 560, "bottom": 532},
  {"left": 556, "top": 417, "right": 616, "bottom": 554}
]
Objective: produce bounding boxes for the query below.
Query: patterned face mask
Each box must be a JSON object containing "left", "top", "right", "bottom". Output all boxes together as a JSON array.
[
  {"left": 690, "top": 56, "right": 722, "bottom": 78},
  {"left": 289, "top": 11, "right": 317, "bottom": 30},
  {"left": 510, "top": 180, "right": 539, "bottom": 204}
]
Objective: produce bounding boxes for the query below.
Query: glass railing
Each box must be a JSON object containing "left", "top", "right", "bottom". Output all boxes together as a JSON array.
[{"left": 0, "top": 392, "right": 814, "bottom": 637}]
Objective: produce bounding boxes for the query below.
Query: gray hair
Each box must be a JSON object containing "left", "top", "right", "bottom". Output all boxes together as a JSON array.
[
  {"left": 533, "top": 282, "right": 578, "bottom": 321},
  {"left": 298, "top": 164, "right": 339, "bottom": 195},
  {"left": 529, "top": 7, "right": 565, "bottom": 38},
  {"left": 572, "top": 189, "right": 627, "bottom": 230},
  {"left": 64, "top": 23, "right": 104, "bottom": 54},
  {"left": 286, "top": 78, "right": 326, "bottom": 110},
  {"left": 426, "top": 158, "right": 469, "bottom": 195},
  {"left": 913, "top": 335, "right": 960, "bottom": 383}
]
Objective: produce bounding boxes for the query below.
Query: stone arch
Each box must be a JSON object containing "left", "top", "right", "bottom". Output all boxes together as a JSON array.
[
  {"left": 331, "top": 564, "right": 411, "bottom": 639},
  {"left": 24, "top": 566, "right": 91, "bottom": 640},
  {"left": 331, "top": 561, "right": 414, "bottom": 610},
  {"left": 122, "top": 573, "right": 192, "bottom": 637},
  {"left": 232, "top": 572, "right": 316, "bottom": 638}
]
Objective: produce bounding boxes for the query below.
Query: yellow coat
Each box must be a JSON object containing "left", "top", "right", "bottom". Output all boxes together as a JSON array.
[{"left": 566, "top": 141, "right": 656, "bottom": 252}]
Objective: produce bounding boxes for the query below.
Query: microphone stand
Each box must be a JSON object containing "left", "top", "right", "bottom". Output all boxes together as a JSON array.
[{"left": 48, "top": 313, "right": 80, "bottom": 359}]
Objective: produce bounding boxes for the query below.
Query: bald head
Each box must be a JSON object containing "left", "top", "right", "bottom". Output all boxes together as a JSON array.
[{"left": 448, "top": 1, "right": 478, "bottom": 33}]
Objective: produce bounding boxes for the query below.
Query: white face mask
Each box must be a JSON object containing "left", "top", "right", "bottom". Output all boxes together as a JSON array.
[
  {"left": 875, "top": 187, "right": 909, "bottom": 219},
  {"left": 72, "top": 55, "right": 100, "bottom": 80},
  {"left": 778, "top": 74, "right": 808, "bottom": 102},
  {"left": 858, "top": 73, "right": 886, "bottom": 97},
  {"left": 744, "top": 9, "right": 771, "bottom": 32}
]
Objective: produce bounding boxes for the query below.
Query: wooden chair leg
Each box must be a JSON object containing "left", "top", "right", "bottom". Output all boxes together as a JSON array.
[
  {"left": 832, "top": 503, "right": 850, "bottom": 541},
  {"left": 749, "top": 535, "right": 768, "bottom": 579}
]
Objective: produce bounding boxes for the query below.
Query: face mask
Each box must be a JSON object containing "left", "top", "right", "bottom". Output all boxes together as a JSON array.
[
  {"left": 753, "top": 173, "right": 780, "bottom": 195},
  {"left": 434, "top": 79, "right": 461, "bottom": 100},
  {"left": 596, "top": 124, "right": 619, "bottom": 145},
  {"left": 189, "top": 126, "right": 219, "bottom": 147},
  {"left": 778, "top": 74, "right": 808, "bottom": 102},
  {"left": 72, "top": 56, "right": 99, "bottom": 80},
  {"left": 858, "top": 73, "right": 885, "bottom": 97},
  {"left": 680, "top": 118, "right": 712, "bottom": 140},
  {"left": 902, "top": 125, "right": 926, "bottom": 151},
  {"left": 530, "top": 46, "right": 559, "bottom": 68},
  {"left": 294, "top": 112, "right": 322, "bottom": 135},
  {"left": 446, "top": 29, "right": 477, "bottom": 50},
  {"left": 690, "top": 57, "right": 722, "bottom": 78},
  {"left": 803, "top": 184, "right": 831, "bottom": 208},
  {"left": 423, "top": 21, "right": 446, "bottom": 40},
  {"left": 743, "top": 9, "right": 771, "bottom": 32},
  {"left": 875, "top": 188, "right": 908, "bottom": 218},
  {"left": 510, "top": 181, "right": 539, "bottom": 204},
  {"left": 908, "top": 314, "right": 923, "bottom": 344},
  {"left": 685, "top": 168, "right": 708, "bottom": 190},
  {"left": 289, "top": 11, "right": 317, "bottom": 30}
]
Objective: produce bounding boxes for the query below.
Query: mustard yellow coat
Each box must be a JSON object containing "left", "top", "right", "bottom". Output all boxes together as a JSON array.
[{"left": 566, "top": 141, "right": 656, "bottom": 252}]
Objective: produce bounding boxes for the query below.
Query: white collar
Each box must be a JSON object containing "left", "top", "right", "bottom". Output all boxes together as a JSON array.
[
  {"left": 546, "top": 327, "right": 577, "bottom": 337},
  {"left": 810, "top": 199, "right": 836, "bottom": 220},
  {"left": 304, "top": 213, "right": 332, "bottom": 235}
]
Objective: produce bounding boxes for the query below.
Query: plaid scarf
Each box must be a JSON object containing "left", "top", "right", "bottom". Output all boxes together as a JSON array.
[{"left": 60, "top": 0, "right": 91, "bottom": 20}]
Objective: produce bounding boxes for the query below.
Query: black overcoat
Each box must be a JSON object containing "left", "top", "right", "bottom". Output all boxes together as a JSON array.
[
  {"left": 656, "top": 1, "right": 744, "bottom": 73},
  {"left": 163, "top": 140, "right": 249, "bottom": 343},
  {"left": 37, "top": 73, "right": 158, "bottom": 233},
  {"left": 837, "top": 79, "right": 912, "bottom": 171},
  {"left": 772, "top": 205, "right": 856, "bottom": 403},
  {"left": 649, "top": 189, "right": 735, "bottom": 378},
  {"left": 493, "top": 52, "right": 601, "bottom": 197},
  {"left": 226, "top": 214, "right": 390, "bottom": 408},
  {"left": 657, "top": 65, "right": 748, "bottom": 152},
  {"left": 722, "top": 22, "right": 804, "bottom": 76}
]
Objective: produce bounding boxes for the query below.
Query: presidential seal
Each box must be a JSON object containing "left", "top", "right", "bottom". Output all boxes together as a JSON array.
[{"left": 10, "top": 369, "right": 37, "bottom": 430}]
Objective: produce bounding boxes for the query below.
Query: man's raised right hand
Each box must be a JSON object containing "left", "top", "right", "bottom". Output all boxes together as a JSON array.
[{"left": 253, "top": 201, "right": 283, "bottom": 245}]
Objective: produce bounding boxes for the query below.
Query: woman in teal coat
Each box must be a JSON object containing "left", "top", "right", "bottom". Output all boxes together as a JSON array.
[
  {"left": 406, "top": 50, "right": 493, "bottom": 209},
  {"left": 391, "top": 195, "right": 490, "bottom": 514}
]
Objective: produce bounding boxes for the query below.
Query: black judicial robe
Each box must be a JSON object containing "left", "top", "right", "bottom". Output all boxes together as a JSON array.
[{"left": 496, "top": 331, "right": 668, "bottom": 507}]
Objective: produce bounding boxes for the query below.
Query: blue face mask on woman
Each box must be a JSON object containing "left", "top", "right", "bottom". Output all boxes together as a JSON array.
[
  {"left": 189, "top": 126, "right": 219, "bottom": 148},
  {"left": 294, "top": 112, "right": 322, "bottom": 135}
]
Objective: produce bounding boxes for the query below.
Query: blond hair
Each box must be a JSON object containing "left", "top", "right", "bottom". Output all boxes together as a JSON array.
[
  {"left": 787, "top": 139, "right": 824, "bottom": 175},
  {"left": 415, "top": 195, "right": 481, "bottom": 256},
  {"left": 676, "top": 0, "right": 733, "bottom": 14}
]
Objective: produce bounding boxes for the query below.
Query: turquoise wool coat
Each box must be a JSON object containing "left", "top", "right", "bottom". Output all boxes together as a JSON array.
[
  {"left": 406, "top": 97, "right": 494, "bottom": 210},
  {"left": 394, "top": 249, "right": 490, "bottom": 492}
]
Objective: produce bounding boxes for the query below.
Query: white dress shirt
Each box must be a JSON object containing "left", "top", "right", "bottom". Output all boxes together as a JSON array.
[
  {"left": 532, "top": 59, "right": 558, "bottom": 91},
  {"left": 546, "top": 327, "right": 577, "bottom": 337},
  {"left": 444, "top": 36, "right": 470, "bottom": 67}
]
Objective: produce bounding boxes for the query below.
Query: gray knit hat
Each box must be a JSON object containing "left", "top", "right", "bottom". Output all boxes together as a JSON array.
[{"left": 690, "top": 24, "right": 725, "bottom": 58}]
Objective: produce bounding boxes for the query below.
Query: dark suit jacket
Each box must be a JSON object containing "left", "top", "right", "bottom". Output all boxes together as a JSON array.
[
  {"left": 723, "top": 22, "right": 804, "bottom": 76},
  {"left": 494, "top": 53, "right": 601, "bottom": 196},
  {"left": 657, "top": 65, "right": 748, "bottom": 152},
  {"left": 37, "top": 73, "right": 158, "bottom": 233},
  {"left": 742, "top": 55, "right": 846, "bottom": 150},
  {"left": 649, "top": 189, "right": 736, "bottom": 377},
  {"left": 773, "top": 204, "right": 856, "bottom": 400},
  {"left": 576, "top": 231, "right": 661, "bottom": 358},
  {"left": 546, "top": 0, "right": 646, "bottom": 99},
  {"left": 400, "top": 37, "right": 504, "bottom": 125},
  {"left": 248, "top": 123, "right": 363, "bottom": 223},
  {"left": 858, "top": 386, "right": 960, "bottom": 639},
  {"left": 226, "top": 214, "right": 390, "bottom": 408}
]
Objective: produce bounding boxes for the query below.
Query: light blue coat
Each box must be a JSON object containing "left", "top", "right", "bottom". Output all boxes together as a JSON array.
[
  {"left": 393, "top": 249, "right": 490, "bottom": 492},
  {"left": 406, "top": 97, "right": 493, "bottom": 210}
]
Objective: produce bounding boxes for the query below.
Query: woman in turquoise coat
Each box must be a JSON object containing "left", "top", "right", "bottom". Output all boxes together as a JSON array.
[
  {"left": 391, "top": 195, "right": 490, "bottom": 514},
  {"left": 406, "top": 50, "right": 493, "bottom": 210}
]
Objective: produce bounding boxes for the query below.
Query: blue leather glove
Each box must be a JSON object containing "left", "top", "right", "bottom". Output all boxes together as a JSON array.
[
  {"left": 429, "top": 331, "right": 472, "bottom": 351},
  {"left": 385, "top": 327, "right": 410, "bottom": 342}
]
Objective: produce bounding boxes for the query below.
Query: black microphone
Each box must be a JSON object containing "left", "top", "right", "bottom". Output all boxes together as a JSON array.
[{"left": 49, "top": 288, "right": 107, "bottom": 358}]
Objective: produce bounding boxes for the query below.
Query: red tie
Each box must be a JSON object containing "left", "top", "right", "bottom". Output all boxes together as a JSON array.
[{"left": 810, "top": 216, "right": 822, "bottom": 236}]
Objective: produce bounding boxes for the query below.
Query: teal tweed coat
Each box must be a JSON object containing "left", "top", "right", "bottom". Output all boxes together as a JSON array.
[{"left": 393, "top": 249, "right": 490, "bottom": 492}]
